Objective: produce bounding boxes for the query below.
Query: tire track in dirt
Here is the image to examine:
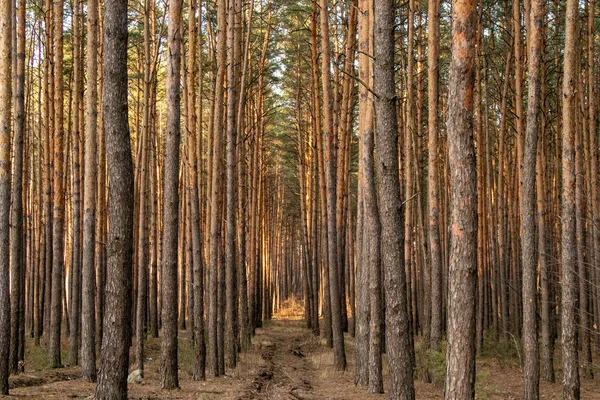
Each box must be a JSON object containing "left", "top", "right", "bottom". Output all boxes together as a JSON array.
[{"left": 238, "top": 320, "right": 318, "bottom": 400}]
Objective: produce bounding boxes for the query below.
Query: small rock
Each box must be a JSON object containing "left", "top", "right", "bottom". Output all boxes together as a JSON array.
[{"left": 127, "top": 369, "right": 143, "bottom": 384}]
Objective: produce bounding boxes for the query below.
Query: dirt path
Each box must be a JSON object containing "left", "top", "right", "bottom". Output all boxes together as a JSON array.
[
  {"left": 3, "top": 308, "right": 600, "bottom": 399},
  {"left": 237, "top": 319, "right": 320, "bottom": 400}
]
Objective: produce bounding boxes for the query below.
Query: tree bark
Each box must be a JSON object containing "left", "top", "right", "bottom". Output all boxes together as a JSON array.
[
  {"left": 94, "top": 0, "right": 135, "bottom": 395},
  {"left": 444, "top": 0, "right": 478, "bottom": 398},
  {"left": 81, "top": 0, "right": 99, "bottom": 381},
  {"left": 160, "top": 0, "right": 182, "bottom": 388},
  {"left": 373, "top": 0, "right": 415, "bottom": 396},
  {"left": 208, "top": 0, "right": 227, "bottom": 376},
  {"left": 319, "top": 0, "right": 346, "bottom": 371},
  {"left": 49, "top": 0, "right": 65, "bottom": 368},
  {"left": 0, "top": 0, "right": 12, "bottom": 390},
  {"left": 427, "top": 0, "right": 442, "bottom": 352},
  {"left": 225, "top": 0, "right": 238, "bottom": 369},
  {"left": 68, "top": 0, "right": 83, "bottom": 367},
  {"left": 521, "top": 0, "right": 543, "bottom": 397},
  {"left": 560, "top": 0, "right": 580, "bottom": 398},
  {"left": 9, "top": 0, "right": 25, "bottom": 374}
]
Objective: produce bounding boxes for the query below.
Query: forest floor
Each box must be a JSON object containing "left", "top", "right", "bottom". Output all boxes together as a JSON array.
[{"left": 3, "top": 299, "right": 600, "bottom": 399}]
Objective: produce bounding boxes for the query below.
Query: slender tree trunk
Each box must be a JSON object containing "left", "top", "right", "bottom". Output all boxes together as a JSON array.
[
  {"left": 9, "top": 0, "right": 25, "bottom": 374},
  {"left": 160, "top": 0, "right": 182, "bottom": 388},
  {"left": 224, "top": 0, "right": 238, "bottom": 368},
  {"left": 354, "top": 0, "right": 371, "bottom": 385},
  {"left": 189, "top": 0, "right": 206, "bottom": 381},
  {"left": 0, "top": 0, "right": 12, "bottom": 390},
  {"left": 94, "top": 0, "right": 134, "bottom": 395},
  {"left": 81, "top": 0, "right": 99, "bottom": 381},
  {"left": 319, "top": 0, "right": 346, "bottom": 371},
  {"left": 68, "top": 0, "right": 83, "bottom": 367},
  {"left": 49, "top": 0, "right": 65, "bottom": 368},
  {"left": 373, "top": 0, "right": 414, "bottom": 396},
  {"left": 208, "top": 0, "right": 227, "bottom": 376},
  {"left": 560, "top": 0, "right": 580, "bottom": 398},
  {"left": 444, "top": 0, "right": 478, "bottom": 398},
  {"left": 427, "top": 0, "right": 442, "bottom": 352},
  {"left": 521, "top": 0, "right": 543, "bottom": 397}
]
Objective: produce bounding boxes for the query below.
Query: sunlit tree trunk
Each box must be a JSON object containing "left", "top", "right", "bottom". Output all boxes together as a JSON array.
[{"left": 444, "top": 0, "right": 478, "bottom": 398}]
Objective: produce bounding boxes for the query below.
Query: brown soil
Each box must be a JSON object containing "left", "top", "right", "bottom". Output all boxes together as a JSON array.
[{"left": 3, "top": 302, "right": 600, "bottom": 399}]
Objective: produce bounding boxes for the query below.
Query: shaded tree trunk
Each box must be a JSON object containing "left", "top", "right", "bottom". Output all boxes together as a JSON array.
[
  {"left": 49, "top": 0, "right": 65, "bottom": 368},
  {"left": 0, "top": 0, "right": 12, "bottom": 391},
  {"left": 319, "top": 0, "right": 346, "bottom": 371},
  {"left": 521, "top": 0, "right": 543, "bottom": 398},
  {"left": 9, "top": 0, "right": 25, "bottom": 374},
  {"left": 427, "top": 0, "right": 442, "bottom": 352},
  {"left": 95, "top": 0, "right": 135, "bottom": 396},
  {"left": 373, "top": 0, "right": 415, "bottom": 396},
  {"left": 160, "top": 0, "right": 183, "bottom": 388},
  {"left": 81, "top": 0, "right": 99, "bottom": 381},
  {"left": 560, "top": 0, "right": 580, "bottom": 398},
  {"left": 444, "top": 0, "right": 478, "bottom": 398}
]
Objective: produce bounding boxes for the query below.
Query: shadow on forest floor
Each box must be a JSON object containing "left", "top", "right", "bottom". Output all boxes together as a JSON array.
[{"left": 2, "top": 301, "right": 600, "bottom": 399}]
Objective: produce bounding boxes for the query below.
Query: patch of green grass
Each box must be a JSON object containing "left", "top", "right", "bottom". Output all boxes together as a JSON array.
[
  {"left": 481, "top": 330, "right": 520, "bottom": 368},
  {"left": 415, "top": 340, "right": 447, "bottom": 388},
  {"left": 475, "top": 368, "right": 495, "bottom": 399},
  {"left": 178, "top": 338, "right": 195, "bottom": 376},
  {"left": 25, "top": 340, "right": 50, "bottom": 370}
]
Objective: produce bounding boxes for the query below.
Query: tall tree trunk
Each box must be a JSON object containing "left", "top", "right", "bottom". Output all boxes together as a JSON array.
[
  {"left": 521, "top": 0, "right": 543, "bottom": 397},
  {"left": 0, "top": 0, "right": 12, "bottom": 391},
  {"left": 224, "top": 0, "right": 238, "bottom": 369},
  {"left": 81, "top": 0, "right": 99, "bottom": 381},
  {"left": 68, "top": 0, "right": 83, "bottom": 367},
  {"left": 160, "top": 0, "right": 182, "bottom": 388},
  {"left": 560, "top": 0, "right": 580, "bottom": 398},
  {"left": 9, "top": 0, "right": 25, "bottom": 374},
  {"left": 444, "top": 0, "right": 478, "bottom": 398},
  {"left": 95, "top": 0, "right": 134, "bottom": 395},
  {"left": 189, "top": 0, "right": 206, "bottom": 381},
  {"left": 319, "top": 0, "right": 346, "bottom": 371},
  {"left": 49, "top": 0, "right": 65, "bottom": 368},
  {"left": 208, "top": 0, "right": 226, "bottom": 376},
  {"left": 373, "top": 0, "right": 415, "bottom": 396},
  {"left": 427, "top": 0, "right": 442, "bottom": 352},
  {"left": 354, "top": 0, "right": 371, "bottom": 386}
]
